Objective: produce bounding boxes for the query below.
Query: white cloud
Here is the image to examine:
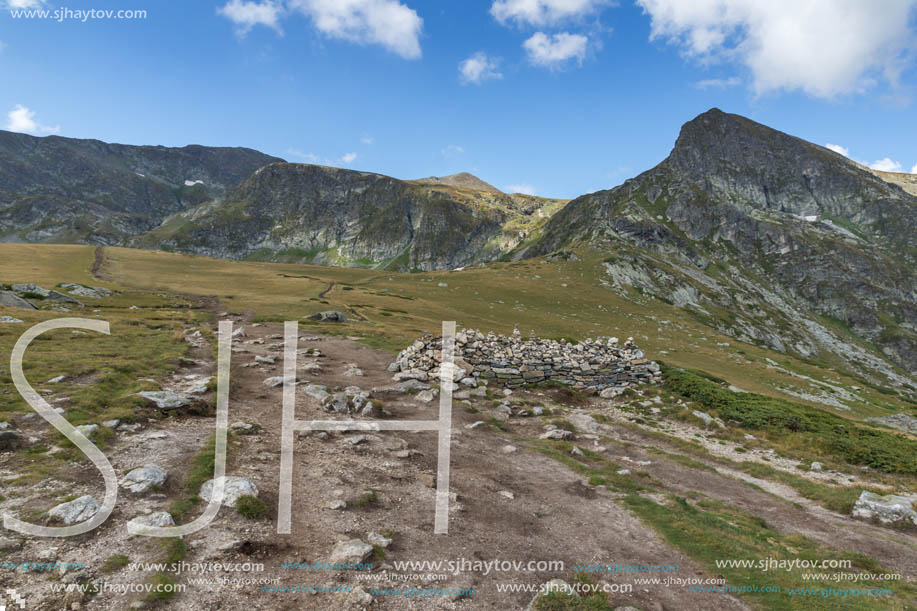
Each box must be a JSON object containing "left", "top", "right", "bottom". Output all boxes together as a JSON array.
[
  {"left": 637, "top": 0, "right": 917, "bottom": 98},
  {"left": 5, "top": 0, "right": 44, "bottom": 8},
  {"left": 695, "top": 76, "right": 740, "bottom": 89},
  {"left": 441, "top": 144, "right": 464, "bottom": 157},
  {"left": 5, "top": 105, "right": 60, "bottom": 135},
  {"left": 361, "top": 136, "right": 374, "bottom": 144},
  {"left": 490, "top": 0, "right": 610, "bottom": 27},
  {"left": 286, "top": 148, "right": 357, "bottom": 166},
  {"left": 0, "top": 40, "right": 7, "bottom": 53},
  {"left": 288, "top": 0, "right": 423, "bottom": 59},
  {"left": 911, "top": 163, "right": 917, "bottom": 174},
  {"left": 506, "top": 183, "right": 536, "bottom": 195},
  {"left": 217, "top": 0, "right": 284, "bottom": 35},
  {"left": 869, "top": 157, "right": 903, "bottom": 172},
  {"left": 825, "top": 143, "right": 850, "bottom": 157},
  {"left": 459, "top": 52, "right": 503, "bottom": 85},
  {"left": 523, "top": 31, "right": 588, "bottom": 67}
]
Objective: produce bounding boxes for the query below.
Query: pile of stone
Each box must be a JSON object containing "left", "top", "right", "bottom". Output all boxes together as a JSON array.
[{"left": 390, "top": 326, "right": 661, "bottom": 392}]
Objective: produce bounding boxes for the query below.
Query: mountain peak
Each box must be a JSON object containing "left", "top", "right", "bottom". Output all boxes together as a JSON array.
[{"left": 411, "top": 172, "right": 502, "bottom": 193}]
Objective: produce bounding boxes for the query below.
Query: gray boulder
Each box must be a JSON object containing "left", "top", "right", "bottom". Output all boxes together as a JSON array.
[
  {"left": 0, "top": 315, "right": 24, "bottom": 323},
  {"left": 128, "top": 512, "right": 175, "bottom": 532},
  {"left": 120, "top": 465, "right": 167, "bottom": 494},
  {"left": 0, "top": 431, "right": 22, "bottom": 451},
  {"left": 328, "top": 539, "right": 373, "bottom": 565},
  {"left": 49, "top": 495, "right": 100, "bottom": 524},
  {"left": 852, "top": 491, "right": 917, "bottom": 527},
  {"left": 200, "top": 476, "right": 259, "bottom": 507},
  {"left": 309, "top": 310, "right": 348, "bottom": 323},
  {"left": 0, "top": 291, "right": 36, "bottom": 310},
  {"left": 540, "top": 429, "right": 573, "bottom": 441},
  {"left": 303, "top": 384, "right": 330, "bottom": 403},
  {"left": 137, "top": 391, "right": 192, "bottom": 410}
]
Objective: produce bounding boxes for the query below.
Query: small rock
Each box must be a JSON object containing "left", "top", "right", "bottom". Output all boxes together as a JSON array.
[
  {"left": 416, "top": 390, "right": 436, "bottom": 403},
  {"left": 498, "top": 490, "right": 515, "bottom": 500},
  {"left": 810, "top": 461, "right": 823, "bottom": 472},
  {"left": 367, "top": 532, "right": 392, "bottom": 548},
  {"left": 342, "top": 435, "right": 367, "bottom": 446},
  {"left": 128, "top": 512, "right": 175, "bottom": 532},
  {"left": 138, "top": 391, "right": 191, "bottom": 410},
  {"left": 465, "top": 421, "right": 486, "bottom": 429},
  {"left": 540, "top": 429, "right": 572, "bottom": 441},
  {"left": 328, "top": 539, "right": 373, "bottom": 565},
  {"left": 49, "top": 496, "right": 100, "bottom": 524},
  {"left": 263, "top": 376, "right": 285, "bottom": 388},
  {"left": 200, "top": 476, "right": 259, "bottom": 507},
  {"left": 501, "top": 445, "right": 517, "bottom": 453},
  {"left": 76, "top": 424, "right": 99, "bottom": 437},
  {"left": 120, "top": 465, "right": 167, "bottom": 494},
  {"left": 255, "top": 355, "right": 275, "bottom": 365}
]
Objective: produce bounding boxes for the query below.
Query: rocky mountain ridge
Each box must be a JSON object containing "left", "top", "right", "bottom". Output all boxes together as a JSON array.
[
  {"left": 0, "top": 129, "right": 282, "bottom": 244},
  {"left": 530, "top": 108, "right": 917, "bottom": 383}
]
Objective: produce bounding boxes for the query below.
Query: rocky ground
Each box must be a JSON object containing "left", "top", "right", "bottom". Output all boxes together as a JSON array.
[{"left": 1, "top": 309, "right": 916, "bottom": 611}]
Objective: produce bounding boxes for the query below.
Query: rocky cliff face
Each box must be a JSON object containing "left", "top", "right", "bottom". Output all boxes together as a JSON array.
[
  {"left": 532, "top": 109, "right": 917, "bottom": 383},
  {"left": 0, "top": 129, "right": 282, "bottom": 244},
  {"left": 131, "top": 163, "right": 566, "bottom": 270}
]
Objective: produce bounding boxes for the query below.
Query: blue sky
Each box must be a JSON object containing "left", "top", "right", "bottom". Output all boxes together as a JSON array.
[{"left": 1, "top": 0, "right": 915, "bottom": 198}]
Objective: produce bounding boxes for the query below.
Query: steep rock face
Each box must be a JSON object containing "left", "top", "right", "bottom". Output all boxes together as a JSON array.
[
  {"left": 0, "top": 129, "right": 282, "bottom": 243},
  {"left": 132, "top": 164, "right": 533, "bottom": 270},
  {"left": 533, "top": 109, "right": 917, "bottom": 380}
]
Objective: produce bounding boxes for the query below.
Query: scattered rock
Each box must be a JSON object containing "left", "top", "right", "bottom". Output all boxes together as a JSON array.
[
  {"left": 342, "top": 435, "right": 367, "bottom": 446},
  {"left": 416, "top": 390, "right": 436, "bottom": 403},
  {"left": 76, "top": 424, "right": 99, "bottom": 437},
  {"left": 200, "top": 476, "right": 259, "bottom": 507},
  {"left": 540, "top": 429, "right": 572, "bottom": 441},
  {"left": 852, "top": 491, "right": 917, "bottom": 527},
  {"left": 120, "top": 465, "right": 167, "bottom": 494},
  {"left": 367, "top": 532, "right": 392, "bottom": 548},
  {"left": 263, "top": 376, "right": 286, "bottom": 388},
  {"left": 303, "top": 384, "right": 330, "bottom": 403},
  {"left": 498, "top": 490, "right": 515, "bottom": 500},
  {"left": 128, "top": 512, "right": 175, "bottom": 531},
  {"left": 0, "top": 315, "right": 25, "bottom": 323},
  {"left": 255, "top": 355, "right": 275, "bottom": 365},
  {"left": 810, "top": 461, "right": 823, "bottom": 472},
  {"left": 0, "top": 430, "right": 22, "bottom": 451},
  {"left": 328, "top": 539, "right": 373, "bottom": 565},
  {"left": 0, "top": 291, "right": 37, "bottom": 310},
  {"left": 49, "top": 496, "right": 100, "bottom": 524},
  {"left": 501, "top": 445, "right": 517, "bottom": 453},
  {"left": 230, "top": 421, "right": 256, "bottom": 434},
  {"left": 137, "top": 391, "right": 192, "bottom": 410},
  {"left": 309, "top": 311, "right": 348, "bottom": 323}
]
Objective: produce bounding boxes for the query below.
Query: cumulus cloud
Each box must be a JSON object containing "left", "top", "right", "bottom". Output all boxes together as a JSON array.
[
  {"left": 490, "top": 0, "right": 610, "bottom": 27},
  {"left": 285, "top": 148, "right": 357, "bottom": 166},
  {"left": 695, "top": 76, "right": 740, "bottom": 89},
  {"left": 637, "top": 0, "right": 917, "bottom": 98},
  {"left": 441, "top": 144, "right": 464, "bottom": 158},
  {"left": 825, "top": 143, "right": 913, "bottom": 173},
  {"left": 506, "top": 183, "right": 536, "bottom": 195},
  {"left": 869, "top": 157, "right": 903, "bottom": 172},
  {"left": 5, "top": 105, "right": 60, "bottom": 135},
  {"left": 825, "top": 143, "right": 850, "bottom": 157},
  {"left": 217, "top": 0, "right": 283, "bottom": 35},
  {"left": 288, "top": 0, "right": 423, "bottom": 59},
  {"left": 5, "top": 0, "right": 44, "bottom": 8},
  {"left": 459, "top": 52, "right": 503, "bottom": 85},
  {"left": 523, "top": 31, "right": 588, "bottom": 67}
]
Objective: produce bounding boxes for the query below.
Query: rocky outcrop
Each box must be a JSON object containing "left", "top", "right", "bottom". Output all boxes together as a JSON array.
[
  {"left": 391, "top": 327, "right": 661, "bottom": 391},
  {"left": 852, "top": 491, "right": 917, "bottom": 527}
]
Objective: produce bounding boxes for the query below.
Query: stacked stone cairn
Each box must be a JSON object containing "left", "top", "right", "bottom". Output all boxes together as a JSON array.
[{"left": 390, "top": 326, "right": 662, "bottom": 395}]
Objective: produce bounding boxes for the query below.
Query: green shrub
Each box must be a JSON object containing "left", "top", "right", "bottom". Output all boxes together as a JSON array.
[
  {"left": 662, "top": 365, "right": 917, "bottom": 474},
  {"left": 236, "top": 495, "right": 268, "bottom": 520}
]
